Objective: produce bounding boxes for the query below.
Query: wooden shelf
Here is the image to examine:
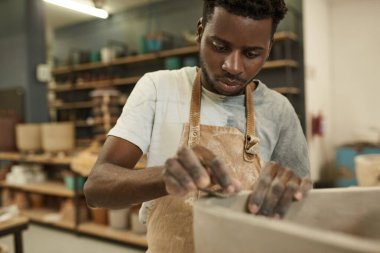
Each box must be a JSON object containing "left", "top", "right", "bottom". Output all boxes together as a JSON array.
[
  {"left": 263, "top": 59, "right": 298, "bottom": 69},
  {"left": 50, "top": 76, "right": 140, "bottom": 93},
  {"left": 0, "top": 152, "right": 72, "bottom": 165},
  {"left": 158, "top": 46, "right": 198, "bottom": 58},
  {"left": 49, "top": 100, "right": 125, "bottom": 110},
  {"left": 49, "top": 101, "right": 94, "bottom": 110},
  {"left": 0, "top": 181, "right": 80, "bottom": 197},
  {"left": 73, "top": 61, "right": 109, "bottom": 72},
  {"left": 75, "top": 121, "right": 92, "bottom": 127},
  {"left": 22, "top": 208, "right": 75, "bottom": 230},
  {"left": 48, "top": 83, "right": 72, "bottom": 92},
  {"left": 51, "top": 66, "right": 71, "bottom": 75},
  {"left": 112, "top": 76, "right": 141, "bottom": 86},
  {"left": 112, "top": 53, "right": 158, "bottom": 66},
  {"left": 79, "top": 222, "right": 147, "bottom": 247},
  {"left": 273, "top": 31, "right": 298, "bottom": 41},
  {"left": 272, "top": 86, "right": 301, "bottom": 95},
  {"left": 76, "top": 138, "right": 94, "bottom": 147},
  {"left": 70, "top": 79, "right": 112, "bottom": 90}
]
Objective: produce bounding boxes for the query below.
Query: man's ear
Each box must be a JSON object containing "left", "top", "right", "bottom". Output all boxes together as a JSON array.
[{"left": 196, "top": 18, "right": 204, "bottom": 44}]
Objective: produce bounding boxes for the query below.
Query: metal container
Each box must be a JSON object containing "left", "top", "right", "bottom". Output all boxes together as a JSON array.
[{"left": 194, "top": 188, "right": 380, "bottom": 253}]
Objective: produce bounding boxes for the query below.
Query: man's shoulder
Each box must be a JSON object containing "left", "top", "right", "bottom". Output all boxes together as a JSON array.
[
  {"left": 254, "top": 80, "right": 289, "bottom": 106},
  {"left": 144, "top": 66, "right": 197, "bottom": 87}
]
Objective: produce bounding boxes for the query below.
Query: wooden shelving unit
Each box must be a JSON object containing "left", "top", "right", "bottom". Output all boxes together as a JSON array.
[
  {"left": 22, "top": 209, "right": 76, "bottom": 230},
  {"left": 79, "top": 222, "right": 147, "bottom": 247},
  {"left": 0, "top": 181, "right": 80, "bottom": 197},
  {"left": 49, "top": 31, "right": 303, "bottom": 144},
  {"left": 0, "top": 152, "right": 71, "bottom": 165},
  {"left": 263, "top": 59, "right": 298, "bottom": 69},
  {"left": 0, "top": 152, "right": 148, "bottom": 248},
  {"left": 50, "top": 32, "right": 298, "bottom": 75}
]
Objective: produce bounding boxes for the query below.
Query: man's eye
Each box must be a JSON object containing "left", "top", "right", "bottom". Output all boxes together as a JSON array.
[
  {"left": 245, "top": 51, "right": 259, "bottom": 59},
  {"left": 212, "top": 42, "right": 228, "bottom": 52}
]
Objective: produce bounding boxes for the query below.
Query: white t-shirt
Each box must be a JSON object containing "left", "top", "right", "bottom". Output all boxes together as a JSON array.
[{"left": 108, "top": 66, "right": 310, "bottom": 222}]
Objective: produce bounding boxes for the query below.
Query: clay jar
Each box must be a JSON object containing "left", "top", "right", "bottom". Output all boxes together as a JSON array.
[
  {"left": 16, "top": 124, "right": 42, "bottom": 153},
  {"left": 108, "top": 208, "right": 129, "bottom": 230},
  {"left": 355, "top": 154, "right": 380, "bottom": 186},
  {"left": 14, "top": 192, "right": 28, "bottom": 210},
  {"left": 60, "top": 199, "right": 88, "bottom": 222},
  {"left": 90, "top": 208, "right": 108, "bottom": 225},
  {"left": 29, "top": 193, "right": 44, "bottom": 208},
  {"left": 41, "top": 122, "right": 75, "bottom": 154}
]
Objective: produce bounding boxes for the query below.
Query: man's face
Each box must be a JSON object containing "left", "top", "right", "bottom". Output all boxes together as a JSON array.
[{"left": 197, "top": 7, "right": 273, "bottom": 96}]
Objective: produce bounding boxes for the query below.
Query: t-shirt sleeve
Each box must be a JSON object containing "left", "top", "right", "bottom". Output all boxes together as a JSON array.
[
  {"left": 108, "top": 74, "right": 156, "bottom": 154},
  {"left": 270, "top": 99, "right": 310, "bottom": 177}
]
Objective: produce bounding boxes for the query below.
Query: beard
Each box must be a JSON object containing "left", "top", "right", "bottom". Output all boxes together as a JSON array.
[
  {"left": 199, "top": 57, "right": 216, "bottom": 92},
  {"left": 199, "top": 56, "right": 250, "bottom": 96}
]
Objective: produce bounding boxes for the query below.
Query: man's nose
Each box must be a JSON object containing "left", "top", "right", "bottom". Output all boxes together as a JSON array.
[{"left": 222, "top": 51, "right": 243, "bottom": 75}]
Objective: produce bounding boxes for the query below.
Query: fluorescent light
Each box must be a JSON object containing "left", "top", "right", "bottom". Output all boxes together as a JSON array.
[{"left": 44, "top": 0, "right": 109, "bottom": 19}]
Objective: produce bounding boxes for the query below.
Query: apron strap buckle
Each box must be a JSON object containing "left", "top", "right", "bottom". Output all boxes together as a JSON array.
[{"left": 244, "top": 134, "right": 260, "bottom": 162}]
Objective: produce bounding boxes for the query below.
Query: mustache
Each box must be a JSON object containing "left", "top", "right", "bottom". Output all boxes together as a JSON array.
[{"left": 218, "top": 74, "right": 247, "bottom": 85}]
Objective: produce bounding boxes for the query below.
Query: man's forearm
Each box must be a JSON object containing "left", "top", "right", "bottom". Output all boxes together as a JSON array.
[{"left": 84, "top": 163, "right": 167, "bottom": 209}]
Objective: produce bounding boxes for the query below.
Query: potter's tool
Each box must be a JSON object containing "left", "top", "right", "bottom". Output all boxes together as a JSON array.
[{"left": 199, "top": 188, "right": 233, "bottom": 198}]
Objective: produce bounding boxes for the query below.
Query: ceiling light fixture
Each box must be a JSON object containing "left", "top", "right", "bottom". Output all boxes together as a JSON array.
[{"left": 43, "top": 0, "right": 109, "bottom": 19}]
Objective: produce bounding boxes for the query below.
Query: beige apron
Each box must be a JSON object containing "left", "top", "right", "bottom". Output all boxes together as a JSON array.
[{"left": 146, "top": 70, "right": 262, "bottom": 253}]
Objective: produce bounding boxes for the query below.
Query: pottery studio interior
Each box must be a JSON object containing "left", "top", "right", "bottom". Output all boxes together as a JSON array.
[{"left": 0, "top": 0, "right": 379, "bottom": 253}]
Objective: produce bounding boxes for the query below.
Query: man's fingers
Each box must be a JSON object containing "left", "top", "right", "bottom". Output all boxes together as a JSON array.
[
  {"left": 177, "top": 147, "right": 210, "bottom": 188},
  {"left": 164, "top": 173, "right": 187, "bottom": 196},
  {"left": 164, "top": 158, "right": 197, "bottom": 193},
  {"left": 192, "top": 145, "right": 237, "bottom": 192},
  {"left": 273, "top": 175, "right": 300, "bottom": 218},
  {"left": 248, "top": 162, "right": 279, "bottom": 214},
  {"left": 257, "top": 168, "right": 293, "bottom": 216},
  {"left": 294, "top": 177, "right": 313, "bottom": 200}
]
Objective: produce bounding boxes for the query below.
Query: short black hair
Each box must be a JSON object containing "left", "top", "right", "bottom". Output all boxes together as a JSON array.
[{"left": 202, "top": 0, "right": 288, "bottom": 35}]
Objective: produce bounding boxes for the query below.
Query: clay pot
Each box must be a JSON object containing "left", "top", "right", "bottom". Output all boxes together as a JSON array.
[
  {"left": 41, "top": 122, "right": 75, "bottom": 153},
  {"left": 15, "top": 124, "right": 42, "bottom": 152},
  {"left": 60, "top": 199, "right": 88, "bottom": 222},
  {"left": 130, "top": 211, "right": 146, "bottom": 234},
  {"left": 90, "top": 208, "right": 108, "bottom": 225},
  {"left": 14, "top": 192, "right": 28, "bottom": 210},
  {"left": 355, "top": 154, "right": 380, "bottom": 186},
  {"left": 2, "top": 188, "right": 14, "bottom": 206},
  {"left": 108, "top": 208, "right": 129, "bottom": 230},
  {"left": 29, "top": 193, "right": 44, "bottom": 208}
]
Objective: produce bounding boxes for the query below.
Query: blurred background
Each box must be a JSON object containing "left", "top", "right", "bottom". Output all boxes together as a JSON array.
[{"left": 0, "top": 0, "right": 379, "bottom": 252}]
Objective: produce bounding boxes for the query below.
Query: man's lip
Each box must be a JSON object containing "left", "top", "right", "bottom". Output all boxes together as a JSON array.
[{"left": 219, "top": 79, "right": 243, "bottom": 86}]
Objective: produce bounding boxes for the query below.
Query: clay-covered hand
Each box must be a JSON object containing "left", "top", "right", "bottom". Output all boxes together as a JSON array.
[
  {"left": 247, "top": 161, "right": 312, "bottom": 218},
  {"left": 162, "top": 145, "right": 241, "bottom": 196}
]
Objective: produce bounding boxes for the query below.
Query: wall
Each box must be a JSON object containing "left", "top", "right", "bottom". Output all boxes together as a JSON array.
[
  {"left": 330, "top": 0, "right": 380, "bottom": 145},
  {"left": 53, "top": 0, "right": 302, "bottom": 64},
  {"left": 304, "top": 0, "right": 380, "bottom": 181},
  {"left": 303, "top": 0, "right": 334, "bottom": 180},
  {"left": 0, "top": 0, "right": 48, "bottom": 122},
  {"left": 53, "top": 0, "right": 203, "bottom": 64}
]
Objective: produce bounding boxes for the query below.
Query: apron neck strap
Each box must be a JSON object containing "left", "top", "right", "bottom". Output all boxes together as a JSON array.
[
  {"left": 188, "top": 69, "right": 202, "bottom": 147},
  {"left": 188, "top": 70, "right": 259, "bottom": 161}
]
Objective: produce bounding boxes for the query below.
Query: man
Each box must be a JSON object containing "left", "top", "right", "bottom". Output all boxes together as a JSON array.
[{"left": 84, "top": 0, "right": 311, "bottom": 252}]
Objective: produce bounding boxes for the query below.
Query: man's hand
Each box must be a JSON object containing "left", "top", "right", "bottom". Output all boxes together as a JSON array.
[
  {"left": 247, "top": 161, "right": 312, "bottom": 218},
  {"left": 162, "top": 145, "right": 241, "bottom": 196}
]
